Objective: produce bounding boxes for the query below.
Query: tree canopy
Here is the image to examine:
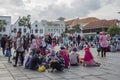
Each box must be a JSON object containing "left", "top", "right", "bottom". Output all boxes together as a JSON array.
[
  {"left": 0, "top": 20, "right": 7, "bottom": 31},
  {"left": 107, "top": 25, "right": 120, "bottom": 36},
  {"left": 65, "top": 24, "right": 81, "bottom": 33},
  {"left": 18, "top": 15, "right": 31, "bottom": 29}
]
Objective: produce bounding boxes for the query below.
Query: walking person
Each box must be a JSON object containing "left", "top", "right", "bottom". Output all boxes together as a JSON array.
[
  {"left": 99, "top": 31, "right": 109, "bottom": 57},
  {"left": 5, "top": 36, "right": 12, "bottom": 63},
  {"left": 1, "top": 36, "right": 6, "bottom": 55},
  {"left": 13, "top": 32, "right": 24, "bottom": 67},
  {"left": 95, "top": 32, "right": 101, "bottom": 56}
]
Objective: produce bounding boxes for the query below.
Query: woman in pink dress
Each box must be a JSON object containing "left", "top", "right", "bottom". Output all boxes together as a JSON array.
[
  {"left": 60, "top": 47, "right": 70, "bottom": 68},
  {"left": 83, "top": 43, "right": 100, "bottom": 67}
]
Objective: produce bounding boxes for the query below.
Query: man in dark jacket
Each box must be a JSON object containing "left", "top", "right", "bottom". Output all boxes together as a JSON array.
[{"left": 1, "top": 37, "right": 6, "bottom": 55}]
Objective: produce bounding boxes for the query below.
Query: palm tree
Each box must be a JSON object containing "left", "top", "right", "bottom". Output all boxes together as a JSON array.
[{"left": 0, "top": 20, "right": 7, "bottom": 31}]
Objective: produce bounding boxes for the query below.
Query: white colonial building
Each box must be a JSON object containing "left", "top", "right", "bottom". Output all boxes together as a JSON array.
[
  {"left": 31, "top": 20, "right": 44, "bottom": 36},
  {"left": 11, "top": 17, "right": 30, "bottom": 37},
  {"left": 0, "top": 16, "right": 11, "bottom": 36},
  {"left": 11, "top": 17, "right": 65, "bottom": 37}
]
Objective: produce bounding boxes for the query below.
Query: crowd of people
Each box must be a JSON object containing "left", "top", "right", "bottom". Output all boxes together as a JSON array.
[{"left": 0, "top": 31, "right": 120, "bottom": 72}]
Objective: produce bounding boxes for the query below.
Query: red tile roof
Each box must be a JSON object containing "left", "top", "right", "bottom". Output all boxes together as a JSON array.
[
  {"left": 83, "top": 19, "right": 120, "bottom": 29},
  {"left": 65, "top": 17, "right": 99, "bottom": 27}
]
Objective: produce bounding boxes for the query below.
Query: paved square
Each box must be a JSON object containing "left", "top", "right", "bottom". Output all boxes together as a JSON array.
[{"left": 0, "top": 48, "right": 120, "bottom": 80}]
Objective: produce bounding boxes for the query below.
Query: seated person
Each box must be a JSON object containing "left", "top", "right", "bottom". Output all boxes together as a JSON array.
[
  {"left": 69, "top": 47, "right": 79, "bottom": 66},
  {"left": 110, "top": 43, "right": 117, "bottom": 52},
  {"left": 24, "top": 52, "right": 32, "bottom": 69},
  {"left": 50, "top": 51, "right": 65, "bottom": 72},
  {"left": 29, "top": 51, "right": 43, "bottom": 70}
]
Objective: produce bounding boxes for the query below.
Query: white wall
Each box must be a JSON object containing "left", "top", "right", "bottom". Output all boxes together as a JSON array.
[{"left": 0, "top": 16, "right": 11, "bottom": 36}]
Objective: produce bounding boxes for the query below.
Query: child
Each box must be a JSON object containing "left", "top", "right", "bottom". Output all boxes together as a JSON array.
[{"left": 83, "top": 42, "right": 100, "bottom": 67}]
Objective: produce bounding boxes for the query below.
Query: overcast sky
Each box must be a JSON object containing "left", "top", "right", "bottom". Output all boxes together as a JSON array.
[{"left": 0, "top": 0, "right": 120, "bottom": 23}]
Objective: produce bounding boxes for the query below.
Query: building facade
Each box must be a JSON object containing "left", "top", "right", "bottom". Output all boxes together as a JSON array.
[
  {"left": 0, "top": 16, "right": 11, "bottom": 36},
  {"left": 11, "top": 18, "right": 65, "bottom": 37}
]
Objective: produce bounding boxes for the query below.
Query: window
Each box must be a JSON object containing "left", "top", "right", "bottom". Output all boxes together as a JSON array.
[
  {"left": 48, "top": 29, "right": 50, "bottom": 31},
  {"left": 19, "top": 28, "right": 21, "bottom": 32},
  {"left": 40, "top": 29, "right": 43, "bottom": 33},
  {"left": 35, "top": 29, "right": 38, "bottom": 33},
  {"left": 51, "top": 29, "right": 53, "bottom": 31},
  {"left": 31, "top": 29, "right": 33, "bottom": 33},
  {"left": 35, "top": 24, "right": 38, "bottom": 27},
  {"left": 61, "top": 24, "right": 63, "bottom": 27},
  {"left": 24, "top": 28, "right": 26, "bottom": 33},
  {"left": 43, "top": 24, "right": 45, "bottom": 26},
  {"left": 14, "top": 28, "right": 16, "bottom": 33},
  {"left": 30, "top": 29, "right": 33, "bottom": 33},
  {"left": 2, "top": 27, "right": 5, "bottom": 32}
]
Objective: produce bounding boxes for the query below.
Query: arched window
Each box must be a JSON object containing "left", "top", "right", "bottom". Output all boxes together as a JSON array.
[{"left": 35, "top": 29, "right": 38, "bottom": 33}]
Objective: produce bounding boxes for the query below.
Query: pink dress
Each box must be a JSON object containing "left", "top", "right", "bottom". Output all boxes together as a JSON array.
[
  {"left": 84, "top": 45, "right": 95, "bottom": 65},
  {"left": 61, "top": 49, "right": 69, "bottom": 68}
]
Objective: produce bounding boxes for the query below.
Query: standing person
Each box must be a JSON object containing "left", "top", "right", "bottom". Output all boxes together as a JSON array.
[
  {"left": 60, "top": 46, "right": 70, "bottom": 68},
  {"left": 76, "top": 32, "right": 81, "bottom": 46},
  {"left": 30, "top": 34, "right": 37, "bottom": 55},
  {"left": 99, "top": 31, "right": 109, "bottom": 57},
  {"left": 83, "top": 42, "right": 100, "bottom": 67},
  {"left": 1, "top": 36, "right": 6, "bottom": 55},
  {"left": 13, "top": 32, "right": 24, "bottom": 67},
  {"left": 5, "top": 36, "right": 12, "bottom": 63},
  {"left": 95, "top": 32, "right": 101, "bottom": 56},
  {"left": 23, "top": 35, "right": 28, "bottom": 52}
]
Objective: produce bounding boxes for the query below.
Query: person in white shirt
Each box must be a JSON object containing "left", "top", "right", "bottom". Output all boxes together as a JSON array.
[{"left": 13, "top": 32, "right": 24, "bottom": 67}]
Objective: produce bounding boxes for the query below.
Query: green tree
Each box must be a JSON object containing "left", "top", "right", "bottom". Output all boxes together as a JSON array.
[
  {"left": 0, "top": 20, "right": 7, "bottom": 31},
  {"left": 72, "top": 24, "right": 81, "bottom": 32},
  {"left": 65, "top": 24, "right": 81, "bottom": 33},
  {"left": 107, "top": 25, "right": 120, "bottom": 36},
  {"left": 18, "top": 15, "right": 31, "bottom": 30}
]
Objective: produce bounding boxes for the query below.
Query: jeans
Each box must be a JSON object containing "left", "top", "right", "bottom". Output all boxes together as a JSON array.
[{"left": 2, "top": 47, "right": 5, "bottom": 55}]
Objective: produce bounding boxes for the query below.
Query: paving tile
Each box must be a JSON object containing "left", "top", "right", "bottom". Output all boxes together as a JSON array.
[{"left": 0, "top": 76, "right": 14, "bottom": 80}]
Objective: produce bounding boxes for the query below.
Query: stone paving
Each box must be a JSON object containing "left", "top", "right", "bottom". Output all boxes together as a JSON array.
[{"left": 0, "top": 47, "right": 120, "bottom": 80}]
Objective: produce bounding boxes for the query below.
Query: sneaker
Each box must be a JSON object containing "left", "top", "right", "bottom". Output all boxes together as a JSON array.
[{"left": 13, "top": 64, "right": 17, "bottom": 67}]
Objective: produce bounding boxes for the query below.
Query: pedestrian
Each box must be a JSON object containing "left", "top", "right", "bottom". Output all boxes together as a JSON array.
[
  {"left": 5, "top": 36, "right": 12, "bottom": 63},
  {"left": 99, "top": 31, "right": 109, "bottom": 57},
  {"left": 1, "top": 36, "right": 6, "bottom": 55},
  {"left": 83, "top": 42, "right": 100, "bottom": 67},
  {"left": 13, "top": 31, "right": 24, "bottom": 67},
  {"left": 95, "top": 32, "right": 101, "bottom": 56}
]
